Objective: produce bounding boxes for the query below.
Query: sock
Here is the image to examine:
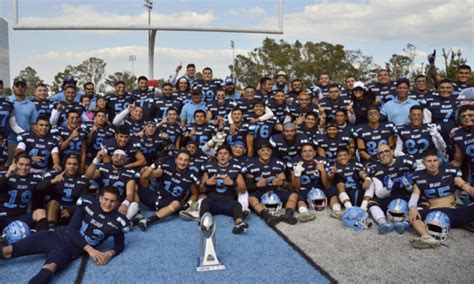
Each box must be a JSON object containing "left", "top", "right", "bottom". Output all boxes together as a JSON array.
[
  {"left": 238, "top": 192, "right": 249, "bottom": 211},
  {"left": 36, "top": 218, "right": 48, "bottom": 231},
  {"left": 47, "top": 221, "right": 56, "bottom": 229},
  {"left": 28, "top": 268, "right": 53, "bottom": 284},
  {"left": 369, "top": 206, "right": 386, "bottom": 224},
  {"left": 421, "top": 233, "right": 430, "bottom": 238},
  {"left": 343, "top": 201, "right": 352, "bottom": 209},
  {"left": 360, "top": 200, "right": 368, "bottom": 211},
  {"left": 332, "top": 203, "right": 342, "bottom": 212},
  {"left": 126, "top": 202, "right": 140, "bottom": 220},
  {"left": 298, "top": 206, "right": 308, "bottom": 214}
]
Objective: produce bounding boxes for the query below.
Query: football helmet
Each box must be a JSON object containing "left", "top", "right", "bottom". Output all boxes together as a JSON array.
[
  {"left": 3, "top": 220, "right": 31, "bottom": 244},
  {"left": 387, "top": 198, "right": 409, "bottom": 223},
  {"left": 307, "top": 188, "right": 327, "bottom": 211},
  {"left": 261, "top": 191, "right": 282, "bottom": 216},
  {"left": 342, "top": 207, "right": 369, "bottom": 232},
  {"left": 425, "top": 211, "right": 450, "bottom": 240}
]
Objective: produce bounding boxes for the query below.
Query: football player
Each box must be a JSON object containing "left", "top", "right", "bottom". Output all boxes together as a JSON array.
[
  {"left": 367, "top": 69, "right": 397, "bottom": 104},
  {"left": 193, "top": 67, "right": 223, "bottom": 104},
  {"left": 112, "top": 103, "right": 146, "bottom": 136},
  {"left": 246, "top": 101, "right": 277, "bottom": 157},
  {"left": 104, "top": 81, "right": 135, "bottom": 122},
  {"left": 102, "top": 125, "right": 146, "bottom": 169}
]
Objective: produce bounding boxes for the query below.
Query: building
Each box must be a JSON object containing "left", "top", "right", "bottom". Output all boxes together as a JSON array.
[{"left": 0, "top": 18, "right": 10, "bottom": 88}]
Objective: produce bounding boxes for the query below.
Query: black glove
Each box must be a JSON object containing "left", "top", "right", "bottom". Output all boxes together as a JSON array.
[{"left": 427, "top": 49, "right": 436, "bottom": 65}]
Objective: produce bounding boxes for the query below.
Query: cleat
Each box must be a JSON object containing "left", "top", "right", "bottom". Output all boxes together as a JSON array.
[
  {"left": 242, "top": 209, "right": 251, "bottom": 218},
  {"left": 297, "top": 212, "right": 316, "bottom": 223},
  {"left": 138, "top": 219, "right": 149, "bottom": 231},
  {"left": 330, "top": 211, "right": 343, "bottom": 220},
  {"left": 410, "top": 235, "right": 440, "bottom": 249},
  {"left": 378, "top": 222, "right": 394, "bottom": 235},
  {"left": 131, "top": 214, "right": 145, "bottom": 227},
  {"left": 232, "top": 222, "right": 249, "bottom": 234},
  {"left": 393, "top": 221, "right": 410, "bottom": 234},
  {"left": 266, "top": 215, "right": 280, "bottom": 226},
  {"left": 280, "top": 213, "right": 298, "bottom": 225},
  {"left": 179, "top": 209, "right": 200, "bottom": 221}
]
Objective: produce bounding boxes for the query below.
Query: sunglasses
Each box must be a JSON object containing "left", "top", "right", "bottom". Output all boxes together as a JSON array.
[{"left": 14, "top": 83, "right": 26, "bottom": 88}]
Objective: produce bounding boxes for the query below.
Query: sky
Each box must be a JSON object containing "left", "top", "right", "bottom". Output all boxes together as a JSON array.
[{"left": 0, "top": 0, "right": 473, "bottom": 87}]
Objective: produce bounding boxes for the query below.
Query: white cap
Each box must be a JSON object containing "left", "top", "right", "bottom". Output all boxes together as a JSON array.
[
  {"left": 352, "top": 81, "right": 367, "bottom": 91},
  {"left": 276, "top": 71, "right": 287, "bottom": 78}
]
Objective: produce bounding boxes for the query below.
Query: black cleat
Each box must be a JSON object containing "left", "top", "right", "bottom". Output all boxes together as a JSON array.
[
  {"left": 138, "top": 219, "right": 149, "bottom": 231},
  {"left": 279, "top": 213, "right": 298, "bottom": 225},
  {"left": 232, "top": 222, "right": 249, "bottom": 234}
]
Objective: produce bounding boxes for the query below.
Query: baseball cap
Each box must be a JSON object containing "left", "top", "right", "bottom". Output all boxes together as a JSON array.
[
  {"left": 112, "top": 149, "right": 127, "bottom": 157},
  {"left": 276, "top": 71, "right": 287, "bottom": 78},
  {"left": 232, "top": 141, "right": 247, "bottom": 148},
  {"left": 352, "top": 81, "right": 367, "bottom": 91},
  {"left": 225, "top": 77, "right": 234, "bottom": 85},
  {"left": 283, "top": 122, "right": 297, "bottom": 130},
  {"left": 13, "top": 77, "right": 27, "bottom": 86},
  {"left": 63, "top": 75, "right": 77, "bottom": 85},
  {"left": 457, "top": 87, "right": 474, "bottom": 101}
]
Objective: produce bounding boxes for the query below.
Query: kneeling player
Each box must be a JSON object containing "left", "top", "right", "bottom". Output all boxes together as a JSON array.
[
  {"left": 245, "top": 142, "right": 298, "bottom": 226},
  {"left": 0, "top": 186, "right": 128, "bottom": 283},
  {"left": 200, "top": 145, "right": 248, "bottom": 234},
  {"left": 408, "top": 149, "right": 474, "bottom": 248},
  {"left": 138, "top": 150, "right": 199, "bottom": 230}
]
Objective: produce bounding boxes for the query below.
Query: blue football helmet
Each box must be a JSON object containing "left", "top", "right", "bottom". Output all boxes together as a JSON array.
[
  {"left": 342, "top": 207, "right": 368, "bottom": 232},
  {"left": 307, "top": 188, "right": 327, "bottom": 211},
  {"left": 261, "top": 191, "right": 282, "bottom": 216},
  {"left": 3, "top": 220, "right": 31, "bottom": 244},
  {"left": 387, "top": 198, "right": 409, "bottom": 223},
  {"left": 425, "top": 211, "right": 450, "bottom": 240}
]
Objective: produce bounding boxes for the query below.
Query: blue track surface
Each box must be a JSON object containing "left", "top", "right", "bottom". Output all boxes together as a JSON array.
[{"left": 1, "top": 213, "right": 330, "bottom": 283}]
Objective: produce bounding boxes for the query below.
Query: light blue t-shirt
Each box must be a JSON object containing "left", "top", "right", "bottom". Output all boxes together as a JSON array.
[
  {"left": 380, "top": 97, "right": 419, "bottom": 126},
  {"left": 180, "top": 101, "right": 207, "bottom": 124},
  {"left": 7, "top": 95, "right": 38, "bottom": 142}
]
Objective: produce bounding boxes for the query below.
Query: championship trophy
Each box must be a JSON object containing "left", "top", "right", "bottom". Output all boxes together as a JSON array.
[{"left": 197, "top": 212, "right": 225, "bottom": 272}]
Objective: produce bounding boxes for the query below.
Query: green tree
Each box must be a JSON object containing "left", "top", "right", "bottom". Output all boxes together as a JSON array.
[
  {"left": 51, "top": 65, "right": 75, "bottom": 94},
  {"left": 233, "top": 38, "right": 375, "bottom": 88},
  {"left": 385, "top": 54, "right": 413, "bottom": 80},
  {"left": 17, "top": 66, "right": 44, "bottom": 98},
  {"left": 74, "top": 57, "right": 107, "bottom": 88},
  {"left": 105, "top": 71, "right": 137, "bottom": 92}
]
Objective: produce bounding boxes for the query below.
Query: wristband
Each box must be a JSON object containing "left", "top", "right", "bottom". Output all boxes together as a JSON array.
[
  {"left": 122, "top": 200, "right": 131, "bottom": 207},
  {"left": 92, "top": 158, "right": 101, "bottom": 166}
]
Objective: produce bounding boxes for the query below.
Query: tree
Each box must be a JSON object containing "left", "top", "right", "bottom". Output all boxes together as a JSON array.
[
  {"left": 233, "top": 38, "right": 375, "bottom": 88},
  {"left": 74, "top": 57, "right": 107, "bottom": 88},
  {"left": 385, "top": 53, "right": 413, "bottom": 80},
  {"left": 17, "top": 66, "right": 44, "bottom": 98},
  {"left": 51, "top": 65, "right": 75, "bottom": 94},
  {"left": 104, "top": 71, "right": 137, "bottom": 92},
  {"left": 441, "top": 48, "right": 469, "bottom": 81}
]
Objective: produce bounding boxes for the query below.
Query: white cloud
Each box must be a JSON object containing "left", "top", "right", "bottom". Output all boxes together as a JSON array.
[{"left": 230, "top": 6, "right": 266, "bottom": 17}]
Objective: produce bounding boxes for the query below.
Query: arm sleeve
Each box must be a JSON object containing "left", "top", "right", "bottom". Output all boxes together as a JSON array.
[
  {"left": 169, "top": 72, "right": 179, "bottom": 85},
  {"left": 66, "top": 206, "right": 89, "bottom": 249},
  {"left": 258, "top": 106, "right": 274, "bottom": 122},
  {"left": 423, "top": 109, "right": 432, "bottom": 123},
  {"left": 8, "top": 116, "right": 26, "bottom": 134},
  {"left": 394, "top": 136, "right": 405, "bottom": 157},
  {"left": 49, "top": 109, "right": 60, "bottom": 126},
  {"left": 111, "top": 231, "right": 125, "bottom": 256},
  {"left": 112, "top": 108, "right": 130, "bottom": 126}
]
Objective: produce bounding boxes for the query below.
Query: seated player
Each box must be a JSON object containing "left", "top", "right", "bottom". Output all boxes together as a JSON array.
[
  {"left": 334, "top": 146, "right": 372, "bottom": 210},
  {"left": 138, "top": 150, "right": 199, "bottom": 230},
  {"left": 408, "top": 149, "right": 474, "bottom": 248},
  {"left": 85, "top": 149, "right": 139, "bottom": 221},
  {"left": 0, "top": 154, "right": 48, "bottom": 232},
  {"left": 112, "top": 103, "right": 146, "bottom": 136},
  {"left": 366, "top": 144, "right": 417, "bottom": 234},
  {"left": 182, "top": 109, "right": 216, "bottom": 148},
  {"left": 83, "top": 109, "right": 115, "bottom": 167},
  {"left": 269, "top": 122, "right": 310, "bottom": 170},
  {"left": 291, "top": 143, "right": 334, "bottom": 222},
  {"left": 245, "top": 142, "right": 298, "bottom": 226},
  {"left": 102, "top": 125, "right": 146, "bottom": 169},
  {"left": 200, "top": 145, "right": 248, "bottom": 234},
  {"left": 0, "top": 186, "right": 128, "bottom": 283},
  {"left": 246, "top": 100, "right": 277, "bottom": 157},
  {"left": 39, "top": 155, "right": 90, "bottom": 228},
  {"left": 316, "top": 122, "right": 353, "bottom": 168}
]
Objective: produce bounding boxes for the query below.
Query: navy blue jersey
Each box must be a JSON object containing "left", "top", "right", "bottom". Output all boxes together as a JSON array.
[
  {"left": 297, "top": 124, "right": 321, "bottom": 144},
  {"left": 185, "top": 123, "right": 216, "bottom": 147},
  {"left": 245, "top": 157, "right": 286, "bottom": 192},
  {"left": 153, "top": 95, "right": 182, "bottom": 119},
  {"left": 334, "top": 160, "right": 365, "bottom": 191},
  {"left": 188, "top": 152, "right": 208, "bottom": 176},
  {"left": 316, "top": 133, "right": 351, "bottom": 166},
  {"left": 157, "top": 122, "right": 183, "bottom": 145},
  {"left": 412, "top": 166, "right": 461, "bottom": 200},
  {"left": 122, "top": 117, "right": 145, "bottom": 136},
  {"left": 177, "top": 91, "right": 192, "bottom": 107},
  {"left": 32, "top": 98, "right": 53, "bottom": 119},
  {"left": 451, "top": 127, "right": 474, "bottom": 183},
  {"left": 291, "top": 156, "right": 325, "bottom": 191},
  {"left": 0, "top": 98, "right": 14, "bottom": 135},
  {"left": 103, "top": 136, "right": 142, "bottom": 165},
  {"left": 366, "top": 156, "right": 416, "bottom": 197},
  {"left": 83, "top": 122, "right": 115, "bottom": 161},
  {"left": 233, "top": 99, "right": 255, "bottom": 120},
  {"left": 139, "top": 133, "right": 167, "bottom": 165},
  {"left": 231, "top": 156, "right": 251, "bottom": 174},
  {"left": 353, "top": 122, "right": 396, "bottom": 158},
  {"left": 202, "top": 161, "right": 241, "bottom": 200},
  {"left": 244, "top": 118, "right": 276, "bottom": 149},
  {"left": 452, "top": 81, "right": 474, "bottom": 97},
  {"left": 223, "top": 122, "right": 248, "bottom": 146},
  {"left": 98, "top": 163, "right": 137, "bottom": 199},
  {"left": 408, "top": 90, "right": 434, "bottom": 107},
  {"left": 319, "top": 97, "right": 352, "bottom": 121},
  {"left": 425, "top": 95, "right": 457, "bottom": 141},
  {"left": 193, "top": 79, "right": 224, "bottom": 103},
  {"left": 396, "top": 124, "right": 435, "bottom": 160},
  {"left": 56, "top": 125, "right": 88, "bottom": 157},
  {"left": 105, "top": 93, "right": 135, "bottom": 121},
  {"left": 267, "top": 99, "right": 288, "bottom": 124},
  {"left": 367, "top": 81, "right": 397, "bottom": 103},
  {"left": 207, "top": 101, "right": 232, "bottom": 121},
  {"left": 73, "top": 195, "right": 128, "bottom": 249},
  {"left": 269, "top": 133, "right": 310, "bottom": 168},
  {"left": 285, "top": 103, "right": 319, "bottom": 123},
  {"left": 57, "top": 101, "right": 86, "bottom": 127},
  {"left": 44, "top": 172, "right": 89, "bottom": 206},
  {"left": 0, "top": 172, "right": 42, "bottom": 217},
  {"left": 17, "top": 131, "right": 61, "bottom": 170},
  {"left": 0, "top": 141, "right": 7, "bottom": 166},
  {"left": 131, "top": 88, "right": 156, "bottom": 119},
  {"left": 159, "top": 162, "right": 199, "bottom": 200}
]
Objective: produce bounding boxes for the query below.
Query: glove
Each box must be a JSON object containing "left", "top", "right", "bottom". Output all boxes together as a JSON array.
[
  {"left": 212, "top": 132, "right": 226, "bottom": 145},
  {"left": 427, "top": 49, "right": 436, "bottom": 65},
  {"left": 293, "top": 161, "right": 305, "bottom": 177},
  {"left": 427, "top": 124, "right": 440, "bottom": 137}
]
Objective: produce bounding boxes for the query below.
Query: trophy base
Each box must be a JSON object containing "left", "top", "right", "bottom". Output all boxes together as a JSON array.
[{"left": 196, "top": 257, "right": 226, "bottom": 272}]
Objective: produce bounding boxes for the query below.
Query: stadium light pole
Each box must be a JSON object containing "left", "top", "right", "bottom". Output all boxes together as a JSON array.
[
  {"left": 230, "top": 40, "right": 235, "bottom": 80},
  {"left": 129, "top": 55, "right": 136, "bottom": 77},
  {"left": 144, "top": 0, "right": 157, "bottom": 79}
]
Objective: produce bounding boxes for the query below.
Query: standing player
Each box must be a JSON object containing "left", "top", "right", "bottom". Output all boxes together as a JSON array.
[
  {"left": 183, "top": 110, "right": 216, "bottom": 148},
  {"left": 32, "top": 83, "right": 54, "bottom": 119},
  {"left": 367, "top": 69, "right": 397, "bottom": 104},
  {"left": 105, "top": 81, "right": 135, "bottom": 122},
  {"left": 193, "top": 67, "right": 223, "bottom": 104},
  {"left": 319, "top": 84, "right": 353, "bottom": 122},
  {"left": 269, "top": 122, "right": 310, "bottom": 169},
  {"left": 246, "top": 101, "right": 277, "bottom": 157}
]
